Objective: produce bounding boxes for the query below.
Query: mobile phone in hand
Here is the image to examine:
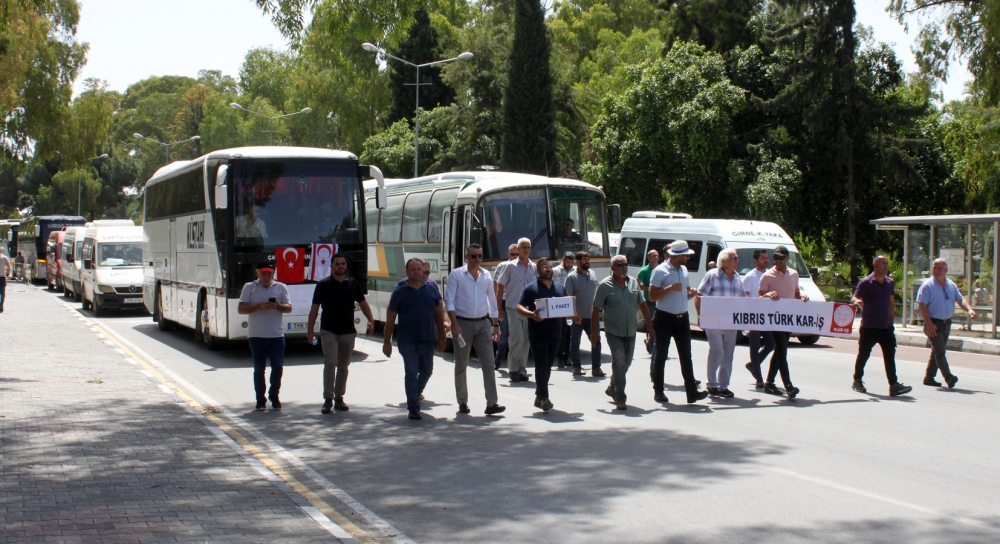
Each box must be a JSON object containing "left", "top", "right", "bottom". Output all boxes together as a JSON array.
[{"left": 268, "top": 297, "right": 277, "bottom": 303}]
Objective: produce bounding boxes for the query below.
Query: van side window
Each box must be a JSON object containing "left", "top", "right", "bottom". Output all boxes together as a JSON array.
[
  {"left": 619, "top": 237, "right": 646, "bottom": 266},
  {"left": 706, "top": 243, "right": 723, "bottom": 270},
  {"left": 647, "top": 239, "right": 674, "bottom": 262},
  {"left": 648, "top": 238, "right": 702, "bottom": 272}
]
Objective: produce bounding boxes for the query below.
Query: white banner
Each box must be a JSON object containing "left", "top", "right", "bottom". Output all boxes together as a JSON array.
[
  {"left": 699, "top": 297, "right": 856, "bottom": 337},
  {"left": 286, "top": 284, "right": 317, "bottom": 316}
]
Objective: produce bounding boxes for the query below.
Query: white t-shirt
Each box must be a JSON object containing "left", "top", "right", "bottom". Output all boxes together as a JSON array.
[{"left": 239, "top": 280, "right": 290, "bottom": 338}]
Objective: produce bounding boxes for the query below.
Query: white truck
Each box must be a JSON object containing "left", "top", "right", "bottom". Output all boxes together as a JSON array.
[{"left": 80, "top": 224, "right": 147, "bottom": 315}]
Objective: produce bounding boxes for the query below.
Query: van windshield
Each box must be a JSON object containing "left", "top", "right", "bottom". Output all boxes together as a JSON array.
[
  {"left": 98, "top": 243, "right": 143, "bottom": 267},
  {"left": 734, "top": 248, "right": 811, "bottom": 278}
]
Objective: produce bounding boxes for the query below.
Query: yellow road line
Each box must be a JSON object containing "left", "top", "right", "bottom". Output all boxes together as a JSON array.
[{"left": 86, "top": 316, "right": 377, "bottom": 544}]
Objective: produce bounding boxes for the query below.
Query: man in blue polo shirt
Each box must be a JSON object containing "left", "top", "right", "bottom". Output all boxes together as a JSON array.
[
  {"left": 384, "top": 258, "right": 447, "bottom": 420},
  {"left": 850, "top": 255, "right": 912, "bottom": 396},
  {"left": 917, "top": 258, "right": 977, "bottom": 389}
]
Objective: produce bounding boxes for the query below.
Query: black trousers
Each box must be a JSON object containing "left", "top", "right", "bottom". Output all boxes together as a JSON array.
[
  {"left": 766, "top": 331, "right": 792, "bottom": 388},
  {"left": 0, "top": 276, "right": 6, "bottom": 312},
  {"left": 557, "top": 321, "right": 571, "bottom": 362},
  {"left": 854, "top": 327, "right": 898, "bottom": 384},
  {"left": 652, "top": 310, "right": 698, "bottom": 401},
  {"left": 530, "top": 333, "right": 561, "bottom": 400}
]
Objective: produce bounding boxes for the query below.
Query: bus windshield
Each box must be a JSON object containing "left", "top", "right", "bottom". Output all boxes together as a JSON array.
[
  {"left": 232, "top": 160, "right": 361, "bottom": 250},
  {"left": 734, "top": 248, "right": 811, "bottom": 278},
  {"left": 98, "top": 243, "right": 143, "bottom": 266}
]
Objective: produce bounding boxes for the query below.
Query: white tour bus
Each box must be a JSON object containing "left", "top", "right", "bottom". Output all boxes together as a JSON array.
[
  {"left": 362, "top": 171, "right": 620, "bottom": 324},
  {"left": 618, "top": 211, "right": 824, "bottom": 344},
  {"left": 80, "top": 224, "right": 145, "bottom": 314},
  {"left": 142, "top": 146, "right": 386, "bottom": 348}
]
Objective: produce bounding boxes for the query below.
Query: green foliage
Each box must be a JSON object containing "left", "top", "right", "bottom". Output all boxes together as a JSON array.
[
  {"left": 200, "top": 94, "right": 289, "bottom": 151},
  {"left": 239, "top": 47, "right": 295, "bottom": 112},
  {"left": 388, "top": 9, "right": 456, "bottom": 125},
  {"left": 745, "top": 150, "right": 802, "bottom": 223},
  {"left": 502, "top": 0, "right": 558, "bottom": 175},
  {"left": 359, "top": 115, "right": 442, "bottom": 178},
  {"left": 939, "top": 100, "right": 1000, "bottom": 212},
  {"left": 657, "top": 0, "right": 762, "bottom": 53},
  {"left": 586, "top": 41, "right": 747, "bottom": 216},
  {"left": 34, "top": 167, "right": 101, "bottom": 217}
]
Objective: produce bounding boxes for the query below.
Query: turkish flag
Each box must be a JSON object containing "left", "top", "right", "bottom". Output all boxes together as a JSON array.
[
  {"left": 309, "top": 243, "right": 337, "bottom": 281},
  {"left": 276, "top": 247, "right": 306, "bottom": 284}
]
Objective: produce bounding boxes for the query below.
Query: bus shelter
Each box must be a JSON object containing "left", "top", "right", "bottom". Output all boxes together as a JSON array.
[{"left": 870, "top": 214, "right": 1000, "bottom": 338}]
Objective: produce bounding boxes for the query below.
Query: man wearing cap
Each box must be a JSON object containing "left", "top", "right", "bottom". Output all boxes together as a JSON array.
[
  {"left": 758, "top": 245, "right": 808, "bottom": 399},
  {"left": 554, "top": 251, "right": 576, "bottom": 367},
  {"left": 917, "top": 258, "right": 977, "bottom": 389},
  {"left": 743, "top": 249, "right": 774, "bottom": 388},
  {"left": 850, "top": 255, "right": 913, "bottom": 396},
  {"left": 648, "top": 241, "right": 709, "bottom": 404},
  {"left": 238, "top": 262, "right": 293, "bottom": 411}
]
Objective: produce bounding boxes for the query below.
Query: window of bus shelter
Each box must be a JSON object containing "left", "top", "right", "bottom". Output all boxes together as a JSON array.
[
  {"left": 550, "top": 188, "right": 608, "bottom": 257},
  {"left": 232, "top": 160, "right": 361, "bottom": 249},
  {"left": 478, "top": 189, "right": 550, "bottom": 260},
  {"left": 379, "top": 194, "right": 404, "bottom": 243},
  {"left": 402, "top": 191, "right": 432, "bottom": 242},
  {"left": 427, "top": 188, "right": 459, "bottom": 243}
]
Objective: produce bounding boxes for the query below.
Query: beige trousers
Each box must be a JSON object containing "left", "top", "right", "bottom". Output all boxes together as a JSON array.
[
  {"left": 454, "top": 317, "right": 499, "bottom": 406},
  {"left": 320, "top": 331, "right": 355, "bottom": 399}
]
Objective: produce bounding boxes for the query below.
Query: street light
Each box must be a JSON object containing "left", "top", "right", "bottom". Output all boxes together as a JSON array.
[
  {"left": 362, "top": 42, "right": 473, "bottom": 176},
  {"left": 133, "top": 133, "right": 201, "bottom": 165},
  {"left": 229, "top": 103, "right": 312, "bottom": 145},
  {"left": 79, "top": 154, "right": 109, "bottom": 216}
]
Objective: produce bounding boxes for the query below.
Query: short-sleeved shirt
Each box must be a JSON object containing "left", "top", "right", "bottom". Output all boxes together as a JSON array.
[
  {"left": 853, "top": 273, "right": 895, "bottom": 329},
  {"left": 742, "top": 268, "right": 766, "bottom": 299},
  {"left": 553, "top": 264, "right": 574, "bottom": 285},
  {"left": 518, "top": 280, "right": 568, "bottom": 340},
  {"left": 396, "top": 276, "right": 440, "bottom": 296},
  {"left": 239, "top": 280, "right": 291, "bottom": 338},
  {"left": 312, "top": 276, "right": 365, "bottom": 335},
  {"left": 637, "top": 264, "right": 654, "bottom": 301},
  {"left": 649, "top": 260, "right": 690, "bottom": 314},
  {"left": 916, "top": 277, "right": 963, "bottom": 320},
  {"left": 565, "top": 269, "right": 599, "bottom": 313},
  {"left": 388, "top": 282, "right": 441, "bottom": 343},
  {"left": 758, "top": 267, "right": 799, "bottom": 299},
  {"left": 0, "top": 254, "right": 10, "bottom": 277},
  {"left": 497, "top": 259, "right": 538, "bottom": 304},
  {"left": 698, "top": 268, "right": 746, "bottom": 298},
  {"left": 593, "top": 275, "right": 644, "bottom": 338}
]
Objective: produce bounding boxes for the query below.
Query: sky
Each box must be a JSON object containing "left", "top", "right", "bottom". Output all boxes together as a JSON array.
[{"left": 73, "top": 0, "right": 973, "bottom": 102}]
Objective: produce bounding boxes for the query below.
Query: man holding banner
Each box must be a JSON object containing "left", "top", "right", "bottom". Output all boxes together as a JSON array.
[
  {"left": 648, "top": 241, "right": 709, "bottom": 404},
  {"left": 742, "top": 249, "right": 774, "bottom": 388},
  {"left": 917, "top": 258, "right": 976, "bottom": 389},
  {"left": 850, "top": 255, "right": 912, "bottom": 396},
  {"left": 695, "top": 248, "right": 745, "bottom": 398},
  {"left": 758, "top": 245, "right": 805, "bottom": 399}
]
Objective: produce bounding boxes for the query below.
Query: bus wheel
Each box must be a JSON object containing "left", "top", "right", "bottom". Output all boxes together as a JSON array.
[{"left": 156, "top": 288, "right": 175, "bottom": 331}]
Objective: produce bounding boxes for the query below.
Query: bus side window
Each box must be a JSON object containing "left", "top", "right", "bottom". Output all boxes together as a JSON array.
[
  {"left": 401, "top": 191, "right": 432, "bottom": 243},
  {"left": 379, "top": 194, "right": 404, "bottom": 243},
  {"left": 427, "top": 189, "right": 458, "bottom": 243}
]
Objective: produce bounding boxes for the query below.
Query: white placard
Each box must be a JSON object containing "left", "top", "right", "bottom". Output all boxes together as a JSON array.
[
  {"left": 537, "top": 296, "right": 577, "bottom": 319},
  {"left": 286, "top": 284, "right": 317, "bottom": 316},
  {"left": 699, "top": 296, "right": 855, "bottom": 337}
]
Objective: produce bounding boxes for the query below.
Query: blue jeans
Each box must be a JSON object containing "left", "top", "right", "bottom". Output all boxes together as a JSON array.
[
  {"left": 399, "top": 341, "right": 434, "bottom": 411},
  {"left": 249, "top": 337, "right": 285, "bottom": 402},
  {"left": 570, "top": 318, "right": 602, "bottom": 370},
  {"left": 496, "top": 304, "right": 510, "bottom": 363}
]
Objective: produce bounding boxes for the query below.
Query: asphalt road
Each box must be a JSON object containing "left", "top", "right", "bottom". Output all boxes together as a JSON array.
[{"left": 62, "top": 289, "right": 1000, "bottom": 543}]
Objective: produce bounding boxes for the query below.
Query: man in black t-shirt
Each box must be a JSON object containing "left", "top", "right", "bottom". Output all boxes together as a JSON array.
[{"left": 307, "top": 253, "right": 375, "bottom": 414}]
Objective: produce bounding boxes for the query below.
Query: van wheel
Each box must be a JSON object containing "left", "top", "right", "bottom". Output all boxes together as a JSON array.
[
  {"left": 797, "top": 335, "right": 820, "bottom": 346},
  {"left": 82, "top": 296, "right": 91, "bottom": 311},
  {"left": 93, "top": 296, "right": 105, "bottom": 316},
  {"left": 74, "top": 287, "right": 82, "bottom": 302},
  {"left": 156, "top": 288, "right": 175, "bottom": 331}
]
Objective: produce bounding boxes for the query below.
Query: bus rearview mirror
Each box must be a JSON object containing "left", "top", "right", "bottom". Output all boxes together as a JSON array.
[
  {"left": 216, "top": 164, "right": 228, "bottom": 186},
  {"left": 609, "top": 204, "right": 622, "bottom": 231},
  {"left": 376, "top": 187, "right": 387, "bottom": 209},
  {"left": 214, "top": 185, "right": 228, "bottom": 209}
]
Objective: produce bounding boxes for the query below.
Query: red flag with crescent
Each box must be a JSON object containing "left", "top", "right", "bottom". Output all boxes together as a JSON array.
[
  {"left": 276, "top": 247, "right": 305, "bottom": 284},
  {"left": 309, "top": 243, "right": 337, "bottom": 281}
]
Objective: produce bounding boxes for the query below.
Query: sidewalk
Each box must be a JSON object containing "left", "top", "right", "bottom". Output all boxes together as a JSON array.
[
  {"left": 848, "top": 317, "right": 1000, "bottom": 356},
  {"left": 0, "top": 282, "right": 340, "bottom": 543}
]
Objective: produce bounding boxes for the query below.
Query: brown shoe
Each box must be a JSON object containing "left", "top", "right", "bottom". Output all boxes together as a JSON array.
[{"left": 615, "top": 400, "right": 627, "bottom": 410}]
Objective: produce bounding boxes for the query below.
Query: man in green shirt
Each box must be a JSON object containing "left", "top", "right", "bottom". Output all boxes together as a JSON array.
[
  {"left": 592, "top": 255, "right": 653, "bottom": 410},
  {"left": 637, "top": 248, "right": 666, "bottom": 361}
]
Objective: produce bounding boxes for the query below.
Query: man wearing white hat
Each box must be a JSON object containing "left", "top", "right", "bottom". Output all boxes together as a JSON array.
[{"left": 648, "top": 240, "right": 709, "bottom": 404}]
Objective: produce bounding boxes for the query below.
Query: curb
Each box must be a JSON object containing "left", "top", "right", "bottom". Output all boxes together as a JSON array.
[{"left": 848, "top": 329, "right": 1000, "bottom": 356}]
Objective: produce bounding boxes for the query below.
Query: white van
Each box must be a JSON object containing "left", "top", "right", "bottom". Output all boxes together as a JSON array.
[
  {"left": 618, "top": 211, "right": 824, "bottom": 344},
  {"left": 61, "top": 226, "right": 89, "bottom": 301},
  {"left": 80, "top": 224, "right": 146, "bottom": 315}
]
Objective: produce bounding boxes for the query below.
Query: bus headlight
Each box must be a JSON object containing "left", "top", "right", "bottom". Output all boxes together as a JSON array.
[{"left": 98, "top": 284, "right": 115, "bottom": 293}]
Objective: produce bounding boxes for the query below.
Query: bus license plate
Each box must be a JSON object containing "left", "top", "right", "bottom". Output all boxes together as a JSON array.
[
  {"left": 287, "top": 322, "right": 307, "bottom": 330},
  {"left": 124, "top": 298, "right": 143, "bottom": 304}
]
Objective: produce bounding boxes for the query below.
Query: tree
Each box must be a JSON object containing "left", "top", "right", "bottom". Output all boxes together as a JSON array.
[
  {"left": 890, "top": 0, "right": 1000, "bottom": 105},
  {"left": 34, "top": 167, "right": 101, "bottom": 218},
  {"left": 502, "top": 0, "right": 558, "bottom": 174},
  {"left": 239, "top": 47, "right": 295, "bottom": 111},
  {"left": 585, "top": 42, "right": 747, "bottom": 216},
  {"left": 656, "top": 0, "right": 762, "bottom": 54},
  {"left": 359, "top": 115, "right": 442, "bottom": 177},
  {"left": 388, "top": 9, "right": 456, "bottom": 125}
]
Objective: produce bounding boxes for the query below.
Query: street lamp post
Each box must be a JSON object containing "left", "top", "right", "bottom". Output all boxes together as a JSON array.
[
  {"left": 133, "top": 133, "right": 201, "bottom": 165},
  {"left": 79, "top": 154, "right": 109, "bottom": 216},
  {"left": 362, "top": 42, "right": 473, "bottom": 177},
  {"left": 229, "top": 104, "right": 312, "bottom": 145}
]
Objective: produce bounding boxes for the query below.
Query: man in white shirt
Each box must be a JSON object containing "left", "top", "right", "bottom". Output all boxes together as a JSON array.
[
  {"left": 742, "top": 249, "right": 774, "bottom": 387},
  {"left": 446, "top": 243, "right": 506, "bottom": 416}
]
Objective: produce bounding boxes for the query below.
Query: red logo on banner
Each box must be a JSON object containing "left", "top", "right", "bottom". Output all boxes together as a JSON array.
[
  {"left": 276, "top": 247, "right": 305, "bottom": 284},
  {"left": 829, "top": 302, "right": 856, "bottom": 335}
]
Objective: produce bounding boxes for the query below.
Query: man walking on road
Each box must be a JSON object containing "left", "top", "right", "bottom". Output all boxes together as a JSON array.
[
  {"left": 554, "top": 251, "right": 575, "bottom": 367},
  {"left": 648, "top": 241, "right": 709, "bottom": 404},
  {"left": 446, "top": 244, "right": 506, "bottom": 416},
  {"left": 517, "top": 258, "right": 580, "bottom": 411},
  {"left": 742, "top": 249, "right": 774, "bottom": 388},
  {"left": 593, "top": 255, "right": 651, "bottom": 410},
  {"left": 497, "top": 238, "right": 538, "bottom": 383},
  {"left": 758, "top": 245, "right": 807, "bottom": 399},
  {"left": 238, "top": 262, "right": 292, "bottom": 411},
  {"left": 0, "top": 251, "right": 11, "bottom": 312},
  {"left": 637, "top": 248, "right": 665, "bottom": 361},
  {"left": 566, "top": 252, "right": 603, "bottom": 377},
  {"left": 696, "top": 248, "right": 745, "bottom": 398},
  {"left": 384, "top": 259, "right": 447, "bottom": 420},
  {"left": 493, "top": 243, "right": 519, "bottom": 370},
  {"left": 307, "top": 254, "right": 375, "bottom": 414},
  {"left": 850, "top": 255, "right": 913, "bottom": 396},
  {"left": 917, "top": 258, "right": 976, "bottom": 389}
]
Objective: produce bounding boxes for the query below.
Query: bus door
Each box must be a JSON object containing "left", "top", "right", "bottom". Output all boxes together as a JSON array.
[{"left": 441, "top": 206, "right": 453, "bottom": 273}]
